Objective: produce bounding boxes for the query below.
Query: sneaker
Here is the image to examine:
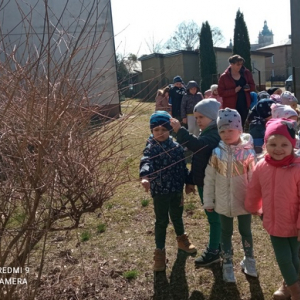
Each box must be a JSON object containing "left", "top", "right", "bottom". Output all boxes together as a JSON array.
[
  {"left": 240, "top": 256, "right": 258, "bottom": 277},
  {"left": 223, "top": 263, "right": 236, "bottom": 283},
  {"left": 194, "top": 247, "right": 220, "bottom": 267}
]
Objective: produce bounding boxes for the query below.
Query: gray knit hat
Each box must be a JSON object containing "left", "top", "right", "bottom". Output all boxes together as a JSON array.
[
  {"left": 193, "top": 98, "right": 221, "bottom": 120},
  {"left": 217, "top": 108, "right": 243, "bottom": 132}
]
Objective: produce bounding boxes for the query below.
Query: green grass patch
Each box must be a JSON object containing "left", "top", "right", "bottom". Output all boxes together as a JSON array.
[
  {"left": 80, "top": 230, "right": 91, "bottom": 242},
  {"left": 97, "top": 223, "right": 106, "bottom": 233},
  {"left": 141, "top": 198, "right": 150, "bottom": 207},
  {"left": 123, "top": 270, "right": 138, "bottom": 280},
  {"left": 184, "top": 202, "right": 196, "bottom": 211}
]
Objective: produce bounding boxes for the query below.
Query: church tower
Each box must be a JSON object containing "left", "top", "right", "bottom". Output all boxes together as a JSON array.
[{"left": 258, "top": 21, "right": 274, "bottom": 47}]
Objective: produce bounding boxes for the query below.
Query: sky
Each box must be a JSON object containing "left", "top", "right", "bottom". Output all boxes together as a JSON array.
[{"left": 110, "top": 0, "right": 291, "bottom": 56}]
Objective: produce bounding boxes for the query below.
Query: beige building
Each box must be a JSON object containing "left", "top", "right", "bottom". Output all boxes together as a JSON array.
[
  {"left": 138, "top": 48, "right": 273, "bottom": 100},
  {"left": 256, "top": 38, "right": 292, "bottom": 81}
]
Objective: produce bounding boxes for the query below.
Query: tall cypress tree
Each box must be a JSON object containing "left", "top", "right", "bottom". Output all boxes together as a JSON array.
[
  {"left": 233, "top": 9, "right": 252, "bottom": 71},
  {"left": 199, "top": 21, "right": 217, "bottom": 93}
]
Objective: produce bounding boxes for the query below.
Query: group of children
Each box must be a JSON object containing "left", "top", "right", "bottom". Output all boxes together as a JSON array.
[
  {"left": 155, "top": 75, "right": 223, "bottom": 136},
  {"left": 140, "top": 94, "right": 300, "bottom": 300}
]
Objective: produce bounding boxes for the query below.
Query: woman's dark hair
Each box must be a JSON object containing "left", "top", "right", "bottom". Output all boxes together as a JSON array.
[{"left": 228, "top": 54, "right": 245, "bottom": 64}]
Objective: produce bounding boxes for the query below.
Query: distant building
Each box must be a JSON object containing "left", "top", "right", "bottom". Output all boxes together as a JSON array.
[
  {"left": 251, "top": 21, "right": 274, "bottom": 50},
  {"left": 256, "top": 37, "right": 292, "bottom": 81},
  {"left": 138, "top": 48, "right": 272, "bottom": 100}
]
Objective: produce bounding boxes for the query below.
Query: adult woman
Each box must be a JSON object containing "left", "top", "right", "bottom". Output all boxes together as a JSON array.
[{"left": 218, "top": 55, "right": 255, "bottom": 127}]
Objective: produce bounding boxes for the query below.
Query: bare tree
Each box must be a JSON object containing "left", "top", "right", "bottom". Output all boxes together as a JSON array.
[
  {"left": 0, "top": 1, "right": 137, "bottom": 299},
  {"left": 144, "top": 34, "right": 165, "bottom": 53},
  {"left": 165, "top": 21, "right": 225, "bottom": 51}
]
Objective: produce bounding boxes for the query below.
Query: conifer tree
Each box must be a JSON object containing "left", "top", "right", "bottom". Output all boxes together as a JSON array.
[
  {"left": 233, "top": 9, "right": 252, "bottom": 71},
  {"left": 199, "top": 21, "right": 217, "bottom": 93}
]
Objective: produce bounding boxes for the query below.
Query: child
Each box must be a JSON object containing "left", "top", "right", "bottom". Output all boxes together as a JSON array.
[
  {"left": 140, "top": 111, "right": 196, "bottom": 272},
  {"left": 267, "top": 87, "right": 283, "bottom": 96},
  {"left": 181, "top": 81, "right": 203, "bottom": 136},
  {"left": 169, "top": 75, "right": 186, "bottom": 121},
  {"left": 155, "top": 86, "right": 171, "bottom": 113},
  {"left": 210, "top": 84, "right": 223, "bottom": 108},
  {"left": 281, "top": 91, "right": 299, "bottom": 112},
  {"left": 246, "top": 99, "right": 275, "bottom": 153},
  {"left": 204, "top": 89, "right": 212, "bottom": 99},
  {"left": 245, "top": 118, "right": 300, "bottom": 300},
  {"left": 171, "top": 99, "right": 222, "bottom": 267},
  {"left": 271, "top": 103, "right": 298, "bottom": 121},
  {"left": 203, "top": 108, "right": 257, "bottom": 282}
]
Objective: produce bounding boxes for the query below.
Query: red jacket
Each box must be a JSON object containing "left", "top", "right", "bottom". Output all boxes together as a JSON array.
[{"left": 218, "top": 66, "right": 255, "bottom": 109}]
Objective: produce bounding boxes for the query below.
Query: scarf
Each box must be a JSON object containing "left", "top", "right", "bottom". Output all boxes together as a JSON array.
[{"left": 265, "top": 154, "right": 295, "bottom": 168}]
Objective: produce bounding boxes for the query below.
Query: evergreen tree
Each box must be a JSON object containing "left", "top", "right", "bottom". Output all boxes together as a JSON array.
[
  {"left": 233, "top": 9, "right": 252, "bottom": 71},
  {"left": 199, "top": 21, "right": 217, "bottom": 93}
]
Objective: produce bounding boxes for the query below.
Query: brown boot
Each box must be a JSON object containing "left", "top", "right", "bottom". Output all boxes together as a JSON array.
[
  {"left": 153, "top": 248, "right": 166, "bottom": 272},
  {"left": 176, "top": 234, "right": 197, "bottom": 254},
  {"left": 273, "top": 281, "right": 291, "bottom": 300},
  {"left": 288, "top": 281, "right": 300, "bottom": 300}
]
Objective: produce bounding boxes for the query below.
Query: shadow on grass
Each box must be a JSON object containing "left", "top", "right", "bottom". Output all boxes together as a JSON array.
[
  {"left": 207, "top": 263, "right": 241, "bottom": 300},
  {"left": 153, "top": 250, "right": 204, "bottom": 300},
  {"left": 245, "top": 273, "right": 265, "bottom": 300}
]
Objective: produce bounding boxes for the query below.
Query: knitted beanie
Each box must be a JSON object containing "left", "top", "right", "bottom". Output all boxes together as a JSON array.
[
  {"left": 210, "top": 84, "right": 218, "bottom": 93},
  {"left": 173, "top": 75, "right": 183, "bottom": 83},
  {"left": 150, "top": 111, "right": 172, "bottom": 131},
  {"left": 193, "top": 99, "right": 221, "bottom": 120},
  {"left": 255, "top": 99, "right": 275, "bottom": 119},
  {"left": 217, "top": 108, "right": 243, "bottom": 132},
  {"left": 270, "top": 94, "right": 281, "bottom": 103},
  {"left": 257, "top": 91, "right": 270, "bottom": 101},
  {"left": 271, "top": 103, "right": 298, "bottom": 119},
  {"left": 264, "top": 118, "right": 297, "bottom": 147},
  {"left": 280, "top": 91, "right": 297, "bottom": 105}
]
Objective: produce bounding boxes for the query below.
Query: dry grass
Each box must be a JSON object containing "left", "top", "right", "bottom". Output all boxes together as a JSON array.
[{"left": 29, "top": 99, "right": 282, "bottom": 300}]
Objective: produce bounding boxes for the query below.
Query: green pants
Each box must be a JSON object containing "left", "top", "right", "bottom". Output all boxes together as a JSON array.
[
  {"left": 198, "top": 186, "right": 221, "bottom": 250},
  {"left": 153, "top": 192, "right": 185, "bottom": 250},
  {"left": 219, "top": 214, "right": 253, "bottom": 263},
  {"left": 270, "top": 236, "right": 300, "bottom": 286}
]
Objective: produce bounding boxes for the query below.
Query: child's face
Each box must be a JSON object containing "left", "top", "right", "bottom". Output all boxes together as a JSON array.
[
  {"left": 152, "top": 126, "right": 170, "bottom": 142},
  {"left": 266, "top": 134, "right": 293, "bottom": 160},
  {"left": 212, "top": 89, "right": 218, "bottom": 95},
  {"left": 274, "top": 88, "right": 282, "bottom": 95},
  {"left": 287, "top": 115, "right": 298, "bottom": 122},
  {"left": 194, "top": 112, "right": 212, "bottom": 130},
  {"left": 219, "top": 129, "right": 241, "bottom": 145},
  {"left": 174, "top": 82, "right": 182, "bottom": 88},
  {"left": 189, "top": 87, "right": 197, "bottom": 95},
  {"left": 290, "top": 102, "right": 298, "bottom": 111}
]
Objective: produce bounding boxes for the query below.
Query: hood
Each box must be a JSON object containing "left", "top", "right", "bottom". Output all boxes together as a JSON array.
[{"left": 186, "top": 81, "right": 200, "bottom": 93}]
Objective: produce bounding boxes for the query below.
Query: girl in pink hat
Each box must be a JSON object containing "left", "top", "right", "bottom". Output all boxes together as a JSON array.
[{"left": 245, "top": 118, "right": 300, "bottom": 300}]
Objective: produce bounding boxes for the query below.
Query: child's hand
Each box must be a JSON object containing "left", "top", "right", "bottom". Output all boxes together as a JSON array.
[
  {"left": 170, "top": 118, "right": 181, "bottom": 133},
  {"left": 185, "top": 184, "right": 196, "bottom": 195},
  {"left": 205, "top": 208, "right": 214, "bottom": 212},
  {"left": 141, "top": 178, "right": 150, "bottom": 192},
  {"left": 182, "top": 118, "right": 187, "bottom": 124}
]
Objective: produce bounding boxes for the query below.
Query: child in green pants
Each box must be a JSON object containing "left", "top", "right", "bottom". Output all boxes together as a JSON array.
[{"left": 171, "top": 99, "right": 221, "bottom": 267}]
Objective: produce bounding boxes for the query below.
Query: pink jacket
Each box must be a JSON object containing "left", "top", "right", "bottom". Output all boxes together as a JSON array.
[
  {"left": 155, "top": 95, "right": 171, "bottom": 113},
  {"left": 245, "top": 156, "right": 300, "bottom": 237}
]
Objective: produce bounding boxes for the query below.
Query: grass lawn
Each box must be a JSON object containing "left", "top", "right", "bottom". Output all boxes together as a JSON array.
[{"left": 33, "top": 99, "right": 282, "bottom": 300}]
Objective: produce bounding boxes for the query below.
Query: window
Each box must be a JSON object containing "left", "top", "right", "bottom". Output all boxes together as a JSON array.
[{"left": 271, "top": 55, "right": 274, "bottom": 63}]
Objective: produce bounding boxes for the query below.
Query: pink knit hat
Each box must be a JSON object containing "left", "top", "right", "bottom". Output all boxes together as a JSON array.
[
  {"left": 264, "top": 118, "right": 297, "bottom": 147},
  {"left": 271, "top": 103, "right": 298, "bottom": 119}
]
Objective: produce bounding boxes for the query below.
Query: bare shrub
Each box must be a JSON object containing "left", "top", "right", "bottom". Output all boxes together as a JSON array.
[{"left": 0, "top": 1, "right": 133, "bottom": 298}]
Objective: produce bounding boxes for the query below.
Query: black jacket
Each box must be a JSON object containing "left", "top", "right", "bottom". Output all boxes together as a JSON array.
[
  {"left": 169, "top": 86, "right": 185, "bottom": 118},
  {"left": 176, "top": 123, "right": 220, "bottom": 187}
]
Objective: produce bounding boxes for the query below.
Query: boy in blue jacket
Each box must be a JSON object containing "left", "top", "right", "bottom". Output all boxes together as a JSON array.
[{"left": 140, "top": 111, "right": 196, "bottom": 272}]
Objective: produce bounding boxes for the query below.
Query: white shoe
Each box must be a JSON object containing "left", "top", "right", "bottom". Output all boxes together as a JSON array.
[
  {"left": 223, "top": 263, "right": 236, "bottom": 283},
  {"left": 240, "top": 256, "right": 257, "bottom": 277}
]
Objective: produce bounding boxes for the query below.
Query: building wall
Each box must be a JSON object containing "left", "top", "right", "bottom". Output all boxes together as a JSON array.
[
  {"left": 0, "top": 0, "right": 120, "bottom": 116},
  {"left": 262, "top": 46, "right": 292, "bottom": 80}
]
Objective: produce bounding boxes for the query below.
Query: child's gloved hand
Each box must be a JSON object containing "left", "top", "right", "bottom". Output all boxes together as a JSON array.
[
  {"left": 185, "top": 184, "right": 196, "bottom": 195},
  {"left": 141, "top": 178, "right": 150, "bottom": 192}
]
